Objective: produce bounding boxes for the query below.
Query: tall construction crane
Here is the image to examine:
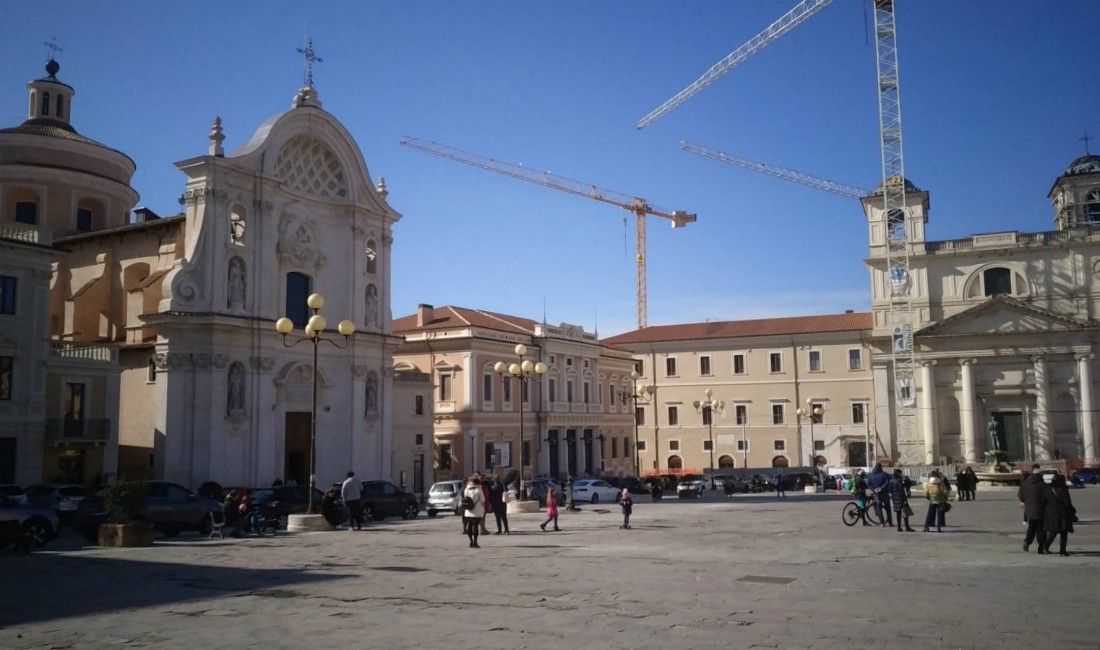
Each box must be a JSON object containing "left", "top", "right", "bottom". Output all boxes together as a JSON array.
[
  {"left": 636, "top": 0, "right": 920, "bottom": 464},
  {"left": 399, "top": 137, "right": 696, "bottom": 329},
  {"left": 680, "top": 141, "right": 872, "bottom": 200}
]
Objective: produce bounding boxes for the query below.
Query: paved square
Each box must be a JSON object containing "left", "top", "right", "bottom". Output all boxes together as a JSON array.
[{"left": 2, "top": 487, "right": 1098, "bottom": 649}]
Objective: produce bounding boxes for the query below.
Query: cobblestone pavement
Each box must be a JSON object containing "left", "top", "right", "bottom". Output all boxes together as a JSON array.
[{"left": 1, "top": 487, "right": 1098, "bottom": 650}]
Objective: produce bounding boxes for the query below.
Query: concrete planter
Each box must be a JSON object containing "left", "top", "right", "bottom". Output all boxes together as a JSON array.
[{"left": 97, "top": 522, "right": 155, "bottom": 547}]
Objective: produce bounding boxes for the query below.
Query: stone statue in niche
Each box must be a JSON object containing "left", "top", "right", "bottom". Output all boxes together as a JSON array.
[
  {"left": 366, "top": 372, "right": 379, "bottom": 416},
  {"left": 227, "top": 363, "right": 245, "bottom": 414},
  {"left": 227, "top": 257, "right": 246, "bottom": 310},
  {"left": 365, "top": 284, "right": 379, "bottom": 330}
]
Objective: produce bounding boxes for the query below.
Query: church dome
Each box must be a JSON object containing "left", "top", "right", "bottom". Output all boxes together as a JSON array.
[{"left": 1065, "top": 154, "right": 1100, "bottom": 176}]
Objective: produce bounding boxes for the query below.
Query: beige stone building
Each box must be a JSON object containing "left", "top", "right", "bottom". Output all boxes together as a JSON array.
[
  {"left": 390, "top": 361, "right": 433, "bottom": 498},
  {"left": 393, "top": 305, "right": 637, "bottom": 485},
  {"left": 601, "top": 313, "right": 876, "bottom": 474}
]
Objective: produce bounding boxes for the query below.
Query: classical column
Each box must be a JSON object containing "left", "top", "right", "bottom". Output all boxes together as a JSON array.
[
  {"left": 920, "top": 361, "right": 938, "bottom": 464},
  {"left": 1032, "top": 355, "right": 1051, "bottom": 460},
  {"left": 1078, "top": 353, "right": 1096, "bottom": 463},
  {"left": 960, "top": 359, "right": 978, "bottom": 463}
]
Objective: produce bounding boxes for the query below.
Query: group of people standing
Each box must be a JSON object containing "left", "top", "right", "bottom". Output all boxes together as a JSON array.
[
  {"left": 857, "top": 464, "right": 947, "bottom": 533},
  {"left": 1018, "top": 464, "right": 1077, "bottom": 556}
]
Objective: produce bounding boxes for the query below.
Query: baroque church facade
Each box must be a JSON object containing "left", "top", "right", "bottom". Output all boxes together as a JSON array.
[
  {"left": 865, "top": 154, "right": 1100, "bottom": 467},
  {"left": 1, "top": 57, "right": 405, "bottom": 489}
]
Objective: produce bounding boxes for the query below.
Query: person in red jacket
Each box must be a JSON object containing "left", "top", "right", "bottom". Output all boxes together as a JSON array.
[{"left": 478, "top": 472, "right": 493, "bottom": 535}]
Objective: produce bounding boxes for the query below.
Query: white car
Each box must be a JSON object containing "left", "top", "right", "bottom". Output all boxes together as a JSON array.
[{"left": 570, "top": 479, "right": 620, "bottom": 504}]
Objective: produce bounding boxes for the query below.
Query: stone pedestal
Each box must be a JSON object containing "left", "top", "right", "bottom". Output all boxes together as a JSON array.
[
  {"left": 506, "top": 500, "right": 540, "bottom": 514},
  {"left": 804, "top": 486, "right": 821, "bottom": 494},
  {"left": 287, "top": 513, "right": 335, "bottom": 533}
]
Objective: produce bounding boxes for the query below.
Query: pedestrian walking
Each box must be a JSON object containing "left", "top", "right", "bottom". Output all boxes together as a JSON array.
[
  {"left": 341, "top": 471, "right": 363, "bottom": 531},
  {"left": 772, "top": 473, "right": 786, "bottom": 498},
  {"left": 888, "top": 469, "right": 915, "bottom": 532},
  {"left": 1018, "top": 464, "right": 1046, "bottom": 553},
  {"left": 922, "top": 471, "right": 949, "bottom": 532},
  {"left": 462, "top": 476, "right": 485, "bottom": 548},
  {"left": 1041, "top": 473, "right": 1076, "bottom": 556},
  {"left": 540, "top": 487, "right": 560, "bottom": 531},
  {"left": 868, "top": 463, "right": 894, "bottom": 528},
  {"left": 489, "top": 474, "right": 509, "bottom": 535},
  {"left": 620, "top": 488, "right": 633, "bottom": 529}
]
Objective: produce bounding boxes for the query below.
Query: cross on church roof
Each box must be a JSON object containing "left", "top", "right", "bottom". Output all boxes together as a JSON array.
[
  {"left": 44, "top": 37, "right": 63, "bottom": 59},
  {"left": 1082, "top": 131, "right": 1094, "bottom": 155},
  {"left": 296, "top": 37, "right": 323, "bottom": 89}
]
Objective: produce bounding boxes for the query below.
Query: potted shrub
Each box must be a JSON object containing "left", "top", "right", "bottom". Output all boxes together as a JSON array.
[{"left": 97, "top": 477, "right": 154, "bottom": 547}]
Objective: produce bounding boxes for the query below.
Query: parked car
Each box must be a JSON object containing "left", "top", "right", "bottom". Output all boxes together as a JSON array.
[
  {"left": 0, "top": 484, "right": 27, "bottom": 505},
  {"left": 75, "top": 480, "right": 221, "bottom": 542},
  {"left": 677, "top": 477, "right": 707, "bottom": 499},
  {"left": 617, "top": 476, "right": 650, "bottom": 495},
  {"left": 426, "top": 480, "right": 464, "bottom": 517},
  {"left": 747, "top": 475, "right": 772, "bottom": 493},
  {"left": 528, "top": 478, "right": 562, "bottom": 507},
  {"left": 0, "top": 494, "right": 59, "bottom": 547},
  {"left": 1072, "top": 467, "right": 1099, "bottom": 486},
  {"left": 24, "top": 483, "right": 88, "bottom": 519},
  {"left": 719, "top": 474, "right": 749, "bottom": 494},
  {"left": 783, "top": 473, "right": 814, "bottom": 491},
  {"left": 360, "top": 480, "right": 419, "bottom": 521},
  {"left": 242, "top": 485, "right": 325, "bottom": 526},
  {"left": 570, "top": 478, "right": 620, "bottom": 504}
]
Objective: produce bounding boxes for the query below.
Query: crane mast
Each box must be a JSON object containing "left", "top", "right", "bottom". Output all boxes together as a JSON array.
[
  {"left": 681, "top": 141, "right": 871, "bottom": 200},
  {"left": 399, "top": 137, "right": 696, "bottom": 329}
]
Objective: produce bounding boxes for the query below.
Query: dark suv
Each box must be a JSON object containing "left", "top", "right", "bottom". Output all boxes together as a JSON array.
[
  {"left": 76, "top": 481, "right": 221, "bottom": 541},
  {"left": 360, "top": 480, "right": 419, "bottom": 521}
]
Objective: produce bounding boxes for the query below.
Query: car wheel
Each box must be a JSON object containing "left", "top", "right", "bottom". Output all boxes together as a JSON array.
[
  {"left": 427, "top": 510, "right": 438, "bottom": 518},
  {"left": 198, "top": 516, "right": 213, "bottom": 536},
  {"left": 161, "top": 527, "right": 180, "bottom": 538},
  {"left": 590, "top": 494, "right": 599, "bottom": 504},
  {"left": 403, "top": 503, "right": 419, "bottom": 520},
  {"left": 363, "top": 505, "right": 377, "bottom": 521},
  {"left": 22, "top": 518, "right": 53, "bottom": 547},
  {"left": 278, "top": 515, "right": 289, "bottom": 530}
]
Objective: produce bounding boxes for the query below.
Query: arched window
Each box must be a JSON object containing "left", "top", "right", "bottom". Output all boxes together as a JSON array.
[
  {"left": 718, "top": 455, "right": 735, "bottom": 469},
  {"left": 667, "top": 455, "right": 683, "bottom": 470},
  {"left": 983, "top": 267, "right": 1012, "bottom": 297},
  {"left": 56, "top": 95, "right": 64, "bottom": 120},
  {"left": 1085, "top": 189, "right": 1100, "bottom": 224},
  {"left": 887, "top": 208, "right": 906, "bottom": 241},
  {"left": 76, "top": 208, "right": 93, "bottom": 232},
  {"left": 41, "top": 92, "right": 50, "bottom": 116},
  {"left": 771, "top": 455, "right": 789, "bottom": 468},
  {"left": 15, "top": 201, "right": 37, "bottom": 225},
  {"left": 366, "top": 239, "right": 377, "bottom": 274},
  {"left": 147, "top": 358, "right": 157, "bottom": 382},
  {"left": 285, "top": 272, "right": 311, "bottom": 327}
]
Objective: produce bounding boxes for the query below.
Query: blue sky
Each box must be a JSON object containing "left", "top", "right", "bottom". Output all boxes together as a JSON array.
[{"left": 3, "top": 1, "right": 1097, "bottom": 337}]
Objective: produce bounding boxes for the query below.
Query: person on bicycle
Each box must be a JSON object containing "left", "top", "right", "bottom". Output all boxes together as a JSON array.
[
  {"left": 852, "top": 469, "right": 872, "bottom": 526},
  {"left": 867, "top": 463, "right": 893, "bottom": 528},
  {"left": 888, "top": 469, "right": 915, "bottom": 532}
]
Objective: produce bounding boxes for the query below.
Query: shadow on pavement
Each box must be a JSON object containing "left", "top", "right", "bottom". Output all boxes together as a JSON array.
[{"left": 0, "top": 553, "right": 353, "bottom": 627}]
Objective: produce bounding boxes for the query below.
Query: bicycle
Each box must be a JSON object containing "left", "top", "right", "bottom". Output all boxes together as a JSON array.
[{"left": 841, "top": 491, "right": 882, "bottom": 526}]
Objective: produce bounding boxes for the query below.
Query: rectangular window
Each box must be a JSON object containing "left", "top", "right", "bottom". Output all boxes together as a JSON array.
[
  {"left": 483, "top": 374, "right": 493, "bottom": 402},
  {"left": 0, "top": 356, "right": 11, "bottom": 400},
  {"left": 438, "top": 374, "right": 453, "bottom": 401},
  {"left": 76, "top": 208, "right": 93, "bottom": 232},
  {"left": 567, "top": 381, "right": 574, "bottom": 403},
  {"left": 566, "top": 357, "right": 572, "bottom": 367},
  {"left": 773, "top": 439, "right": 786, "bottom": 451},
  {"left": 503, "top": 378, "right": 512, "bottom": 402},
  {"left": 814, "top": 440, "right": 825, "bottom": 451},
  {"left": 65, "top": 383, "right": 85, "bottom": 434},
  {"left": 699, "top": 355, "right": 711, "bottom": 376},
  {"left": 667, "top": 406, "right": 679, "bottom": 426},
  {"left": 549, "top": 379, "right": 556, "bottom": 402},
  {"left": 702, "top": 407, "right": 713, "bottom": 426},
  {"left": 636, "top": 440, "right": 647, "bottom": 452},
  {"left": 811, "top": 402, "right": 824, "bottom": 424},
  {"left": 522, "top": 440, "right": 530, "bottom": 467},
  {"left": 284, "top": 272, "right": 311, "bottom": 327},
  {"left": 733, "top": 353, "right": 745, "bottom": 375},
  {"left": 669, "top": 439, "right": 680, "bottom": 451},
  {"left": 702, "top": 439, "right": 713, "bottom": 452},
  {"left": 737, "top": 439, "right": 749, "bottom": 452},
  {"left": 611, "top": 438, "right": 619, "bottom": 458},
  {"left": 735, "top": 404, "right": 747, "bottom": 425},
  {"left": 852, "top": 402, "right": 866, "bottom": 424},
  {"left": 521, "top": 380, "right": 528, "bottom": 403},
  {"left": 624, "top": 437, "right": 632, "bottom": 457},
  {"left": 666, "top": 357, "right": 677, "bottom": 377},
  {"left": 415, "top": 433, "right": 424, "bottom": 445},
  {"left": 609, "top": 384, "right": 615, "bottom": 405},
  {"left": 634, "top": 360, "right": 644, "bottom": 375},
  {"left": 0, "top": 276, "right": 16, "bottom": 315},
  {"left": 635, "top": 406, "right": 645, "bottom": 426},
  {"left": 771, "top": 403, "right": 785, "bottom": 425},
  {"left": 769, "top": 352, "right": 782, "bottom": 373},
  {"left": 583, "top": 382, "right": 590, "bottom": 404},
  {"left": 147, "top": 358, "right": 157, "bottom": 383},
  {"left": 484, "top": 442, "right": 495, "bottom": 470},
  {"left": 808, "top": 350, "right": 822, "bottom": 372},
  {"left": 414, "top": 395, "right": 424, "bottom": 415},
  {"left": 15, "top": 202, "right": 36, "bottom": 225},
  {"left": 848, "top": 348, "right": 863, "bottom": 371},
  {"left": 439, "top": 443, "right": 453, "bottom": 471}
]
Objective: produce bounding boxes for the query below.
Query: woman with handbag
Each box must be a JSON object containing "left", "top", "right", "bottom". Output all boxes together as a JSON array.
[
  {"left": 922, "top": 471, "right": 949, "bottom": 533},
  {"left": 1041, "top": 473, "right": 1076, "bottom": 556},
  {"left": 888, "top": 469, "right": 916, "bottom": 532}
]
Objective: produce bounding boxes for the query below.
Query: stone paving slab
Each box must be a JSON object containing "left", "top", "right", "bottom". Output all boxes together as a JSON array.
[{"left": 1, "top": 488, "right": 1097, "bottom": 649}]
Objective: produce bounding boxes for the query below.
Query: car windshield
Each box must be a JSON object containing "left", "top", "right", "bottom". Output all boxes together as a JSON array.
[{"left": 431, "top": 484, "right": 455, "bottom": 494}]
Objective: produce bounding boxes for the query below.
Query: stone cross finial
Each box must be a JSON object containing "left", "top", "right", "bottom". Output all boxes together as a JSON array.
[
  {"left": 376, "top": 177, "right": 388, "bottom": 199},
  {"left": 209, "top": 117, "right": 225, "bottom": 157},
  {"left": 296, "top": 37, "right": 323, "bottom": 89}
]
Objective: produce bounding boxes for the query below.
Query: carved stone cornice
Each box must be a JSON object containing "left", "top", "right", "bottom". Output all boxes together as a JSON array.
[
  {"left": 154, "top": 352, "right": 191, "bottom": 370},
  {"left": 180, "top": 187, "right": 228, "bottom": 206},
  {"left": 1075, "top": 352, "right": 1095, "bottom": 363}
]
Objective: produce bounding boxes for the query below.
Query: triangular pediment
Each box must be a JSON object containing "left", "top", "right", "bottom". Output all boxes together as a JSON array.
[{"left": 918, "top": 296, "right": 1098, "bottom": 338}]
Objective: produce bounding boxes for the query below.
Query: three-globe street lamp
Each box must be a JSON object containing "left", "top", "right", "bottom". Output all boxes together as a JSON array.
[
  {"left": 275, "top": 293, "right": 355, "bottom": 514},
  {"left": 494, "top": 344, "right": 546, "bottom": 501},
  {"left": 629, "top": 371, "right": 654, "bottom": 477},
  {"left": 795, "top": 399, "right": 825, "bottom": 479},
  {"left": 693, "top": 389, "right": 725, "bottom": 489}
]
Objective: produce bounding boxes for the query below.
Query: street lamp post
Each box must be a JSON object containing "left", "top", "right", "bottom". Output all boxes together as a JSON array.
[
  {"left": 795, "top": 400, "right": 824, "bottom": 479},
  {"left": 630, "top": 371, "right": 654, "bottom": 477},
  {"left": 275, "top": 293, "right": 355, "bottom": 515},
  {"left": 694, "top": 389, "right": 725, "bottom": 489},
  {"left": 494, "top": 343, "right": 546, "bottom": 501}
]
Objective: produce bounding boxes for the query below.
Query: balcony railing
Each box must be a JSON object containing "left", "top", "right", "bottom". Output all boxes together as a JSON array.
[
  {"left": 50, "top": 341, "right": 116, "bottom": 362},
  {"left": 45, "top": 418, "right": 111, "bottom": 441},
  {"left": 0, "top": 221, "right": 52, "bottom": 245}
]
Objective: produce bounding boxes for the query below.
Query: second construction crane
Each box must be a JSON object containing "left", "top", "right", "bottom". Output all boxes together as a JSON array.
[{"left": 399, "top": 137, "right": 696, "bottom": 329}]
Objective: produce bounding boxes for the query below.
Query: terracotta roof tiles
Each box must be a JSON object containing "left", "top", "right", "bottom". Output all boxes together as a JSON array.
[
  {"left": 392, "top": 306, "right": 540, "bottom": 335},
  {"left": 600, "top": 312, "right": 871, "bottom": 345}
]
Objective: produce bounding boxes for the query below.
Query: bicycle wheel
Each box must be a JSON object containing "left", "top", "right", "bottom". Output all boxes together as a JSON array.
[
  {"left": 842, "top": 502, "right": 861, "bottom": 526},
  {"left": 865, "top": 503, "right": 882, "bottom": 525}
]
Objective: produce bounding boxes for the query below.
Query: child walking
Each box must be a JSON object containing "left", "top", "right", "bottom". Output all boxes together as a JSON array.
[
  {"left": 620, "top": 488, "right": 633, "bottom": 529},
  {"left": 539, "top": 487, "right": 560, "bottom": 531}
]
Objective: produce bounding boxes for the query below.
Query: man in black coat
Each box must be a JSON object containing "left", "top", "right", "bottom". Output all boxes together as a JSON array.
[{"left": 1018, "top": 464, "right": 1046, "bottom": 553}]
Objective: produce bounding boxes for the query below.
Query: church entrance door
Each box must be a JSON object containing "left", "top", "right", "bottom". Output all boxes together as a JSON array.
[
  {"left": 284, "top": 412, "right": 311, "bottom": 487},
  {"left": 992, "top": 411, "right": 1025, "bottom": 461}
]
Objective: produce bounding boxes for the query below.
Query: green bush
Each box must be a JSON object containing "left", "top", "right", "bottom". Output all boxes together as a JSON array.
[{"left": 103, "top": 477, "right": 148, "bottom": 524}]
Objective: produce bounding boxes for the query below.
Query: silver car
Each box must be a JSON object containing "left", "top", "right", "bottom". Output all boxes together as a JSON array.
[
  {"left": 426, "top": 480, "right": 464, "bottom": 517},
  {"left": 0, "top": 494, "right": 59, "bottom": 547}
]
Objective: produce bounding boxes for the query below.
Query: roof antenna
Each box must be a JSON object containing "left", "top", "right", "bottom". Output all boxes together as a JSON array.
[{"left": 542, "top": 295, "right": 547, "bottom": 326}]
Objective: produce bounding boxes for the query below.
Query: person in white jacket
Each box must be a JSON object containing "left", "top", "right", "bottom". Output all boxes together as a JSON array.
[
  {"left": 341, "top": 471, "right": 362, "bottom": 531},
  {"left": 462, "top": 476, "right": 485, "bottom": 548}
]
